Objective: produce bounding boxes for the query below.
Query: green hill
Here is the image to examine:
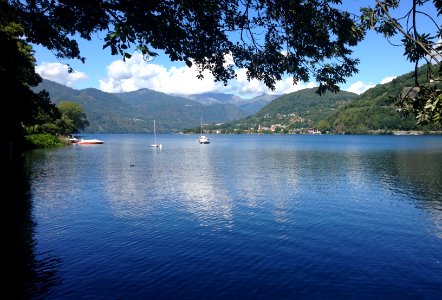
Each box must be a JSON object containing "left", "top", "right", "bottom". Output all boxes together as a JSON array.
[
  {"left": 329, "top": 65, "right": 442, "bottom": 133},
  {"left": 34, "top": 81, "right": 146, "bottom": 133},
  {"left": 115, "top": 89, "right": 247, "bottom": 129},
  {"left": 178, "top": 92, "right": 279, "bottom": 115},
  {"left": 258, "top": 88, "right": 357, "bottom": 120},
  {"left": 35, "top": 64, "right": 442, "bottom": 135},
  {"left": 210, "top": 65, "right": 442, "bottom": 134},
  {"left": 214, "top": 88, "right": 358, "bottom": 133},
  {"left": 34, "top": 80, "right": 248, "bottom": 133}
]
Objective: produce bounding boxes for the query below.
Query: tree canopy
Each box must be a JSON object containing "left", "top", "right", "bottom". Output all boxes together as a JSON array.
[
  {"left": 7, "top": 0, "right": 366, "bottom": 93},
  {"left": 360, "top": 0, "right": 442, "bottom": 125},
  {"left": 1, "top": 0, "right": 441, "bottom": 155},
  {"left": 57, "top": 101, "right": 90, "bottom": 134}
]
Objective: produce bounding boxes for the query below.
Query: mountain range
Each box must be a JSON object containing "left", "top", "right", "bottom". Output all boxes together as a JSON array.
[
  {"left": 34, "top": 64, "right": 441, "bottom": 134},
  {"left": 217, "top": 65, "right": 441, "bottom": 134},
  {"left": 216, "top": 88, "right": 358, "bottom": 133},
  {"left": 33, "top": 80, "right": 279, "bottom": 133}
]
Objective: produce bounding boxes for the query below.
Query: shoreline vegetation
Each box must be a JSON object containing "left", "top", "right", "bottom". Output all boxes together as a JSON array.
[
  {"left": 24, "top": 133, "right": 70, "bottom": 149},
  {"left": 25, "top": 131, "right": 442, "bottom": 150},
  {"left": 392, "top": 130, "right": 442, "bottom": 135}
]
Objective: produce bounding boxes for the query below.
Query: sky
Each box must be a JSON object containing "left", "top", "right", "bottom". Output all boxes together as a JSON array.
[{"left": 33, "top": 2, "right": 440, "bottom": 99}]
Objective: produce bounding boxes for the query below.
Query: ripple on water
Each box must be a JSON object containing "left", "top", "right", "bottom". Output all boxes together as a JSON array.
[{"left": 22, "top": 134, "right": 442, "bottom": 299}]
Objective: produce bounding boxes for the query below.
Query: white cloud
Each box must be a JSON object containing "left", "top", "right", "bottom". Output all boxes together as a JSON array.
[
  {"left": 428, "top": 39, "right": 442, "bottom": 64},
  {"left": 37, "top": 56, "right": 381, "bottom": 99},
  {"left": 99, "top": 53, "right": 219, "bottom": 94},
  {"left": 274, "top": 78, "right": 317, "bottom": 94},
  {"left": 35, "top": 62, "right": 88, "bottom": 86},
  {"left": 380, "top": 76, "right": 396, "bottom": 84},
  {"left": 98, "top": 52, "right": 315, "bottom": 98},
  {"left": 344, "top": 81, "right": 376, "bottom": 94},
  {"left": 226, "top": 68, "right": 317, "bottom": 98}
]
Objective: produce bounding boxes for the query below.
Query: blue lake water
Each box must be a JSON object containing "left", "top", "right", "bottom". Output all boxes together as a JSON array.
[{"left": 16, "top": 134, "right": 442, "bottom": 299}]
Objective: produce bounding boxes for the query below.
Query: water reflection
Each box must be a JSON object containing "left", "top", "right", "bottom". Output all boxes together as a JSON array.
[
  {"left": 4, "top": 152, "right": 62, "bottom": 299},
  {"left": 99, "top": 139, "right": 236, "bottom": 227},
  {"left": 250, "top": 150, "right": 301, "bottom": 225},
  {"left": 228, "top": 149, "right": 266, "bottom": 209},
  {"left": 20, "top": 134, "right": 442, "bottom": 299},
  {"left": 365, "top": 151, "right": 442, "bottom": 238},
  {"left": 29, "top": 149, "right": 86, "bottom": 215},
  {"left": 172, "top": 146, "right": 234, "bottom": 228},
  {"left": 103, "top": 146, "right": 155, "bottom": 218},
  {"left": 99, "top": 139, "right": 177, "bottom": 218}
]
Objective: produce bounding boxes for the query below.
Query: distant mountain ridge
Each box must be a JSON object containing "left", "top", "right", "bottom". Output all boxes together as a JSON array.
[
  {"left": 174, "top": 92, "right": 280, "bottom": 115},
  {"left": 216, "top": 65, "right": 442, "bottom": 134},
  {"left": 216, "top": 88, "right": 358, "bottom": 132},
  {"left": 258, "top": 88, "right": 357, "bottom": 121},
  {"left": 36, "top": 64, "right": 442, "bottom": 135},
  {"left": 33, "top": 80, "right": 279, "bottom": 133}
]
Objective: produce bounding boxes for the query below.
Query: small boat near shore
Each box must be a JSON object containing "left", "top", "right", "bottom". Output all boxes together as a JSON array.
[
  {"left": 77, "top": 138, "right": 104, "bottom": 145},
  {"left": 69, "top": 137, "right": 80, "bottom": 143},
  {"left": 67, "top": 134, "right": 80, "bottom": 143},
  {"left": 197, "top": 116, "right": 210, "bottom": 144},
  {"left": 197, "top": 135, "right": 210, "bottom": 144},
  {"left": 150, "top": 119, "right": 162, "bottom": 148}
]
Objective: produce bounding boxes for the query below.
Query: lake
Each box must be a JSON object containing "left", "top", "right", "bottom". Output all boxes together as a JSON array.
[{"left": 8, "top": 134, "right": 442, "bottom": 299}]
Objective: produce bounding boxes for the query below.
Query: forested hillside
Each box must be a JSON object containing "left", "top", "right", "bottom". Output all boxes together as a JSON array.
[
  {"left": 258, "top": 88, "right": 357, "bottom": 120},
  {"left": 209, "top": 65, "right": 442, "bottom": 134},
  {"left": 34, "top": 80, "right": 147, "bottom": 133},
  {"left": 34, "top": 64, "right": 442, "bottom": 135},
  {"left": 329, "top": 65, "right": 442, "bottom": 133},
  {"left": 34, "top": 80, "right": 250, "bottom": 133},
  {"left": 214, "top": 88, "right": 358, "bottom": 133},
  {"left": 177, "top": 92, "right": 279, "bottom": 115},
  {"left": 115, "top": 89, "right": 248, "bottom": 129}
]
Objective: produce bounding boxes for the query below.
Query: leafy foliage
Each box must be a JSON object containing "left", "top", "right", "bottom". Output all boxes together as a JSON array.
[
  {"left": 360, "top": 0, "right": 442, "bottom": 125},
  {"left": 0, "top": 11, "right": 65, "bottom": 154},
  {"left": 24, "top": 134, "right": 66, "bottom": 149},
  {"left": 397, "top": 84, "right": 442, "bottom": 125},
  {"left": 57, "top": 101, "right": 90, "bottom": 133},
  {"left": 7, "top": 0, "right": 363, "bottom": 94}
]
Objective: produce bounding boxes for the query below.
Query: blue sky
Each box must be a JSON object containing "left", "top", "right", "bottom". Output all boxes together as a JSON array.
[{"left": 33, "top": 2, "right": 440, "bottom": 99}]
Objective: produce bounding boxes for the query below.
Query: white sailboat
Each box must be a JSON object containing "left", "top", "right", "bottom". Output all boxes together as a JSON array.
[
  {"left": 197, "top": 116, "right": 210, "bottom": 144},
  {"left": 150, "top": 119, "right": 162, "bottom": 148}
]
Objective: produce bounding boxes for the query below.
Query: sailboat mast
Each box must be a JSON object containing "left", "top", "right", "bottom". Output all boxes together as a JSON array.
[
  {"left": 150, "top": 119, "right": 162, "bottom": 148},
  {"left": 200, "top": 115, "right": 205, "bottom": 135},
  {"left": 154, "top": 119, "right": 156, "bottom": 144}
]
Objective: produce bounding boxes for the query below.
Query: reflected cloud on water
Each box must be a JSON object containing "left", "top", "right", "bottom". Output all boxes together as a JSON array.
[
  {"left": 17, "top": 135, "right": 442, "bottom": 299},
  {"left": 102, "top": 144, "right": 170, "bottom": 218},
  {"left": 29, "top": 137, "right": 442, "bottom": 241},
  {"left": 99, "top": 139, "right": 442, "bottom": 239},
  {"left": 100, "top": 143, "right": 236, "bottom": 228},
  {"left": 169, "top": 147, "right": 234, "bottom": 228}
]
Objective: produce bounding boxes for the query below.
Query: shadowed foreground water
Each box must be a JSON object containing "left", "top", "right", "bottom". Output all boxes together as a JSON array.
[{"left": 13, "top": 134, "right": 442, "bottom": 299}]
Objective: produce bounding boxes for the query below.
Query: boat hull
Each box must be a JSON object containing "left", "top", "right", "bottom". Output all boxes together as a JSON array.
[
  {"left": 197, "top": 136, "right": 210, "bottom": 144},
  {"left": 78, "top": 139, "right": 104, "bottom": 145}
]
